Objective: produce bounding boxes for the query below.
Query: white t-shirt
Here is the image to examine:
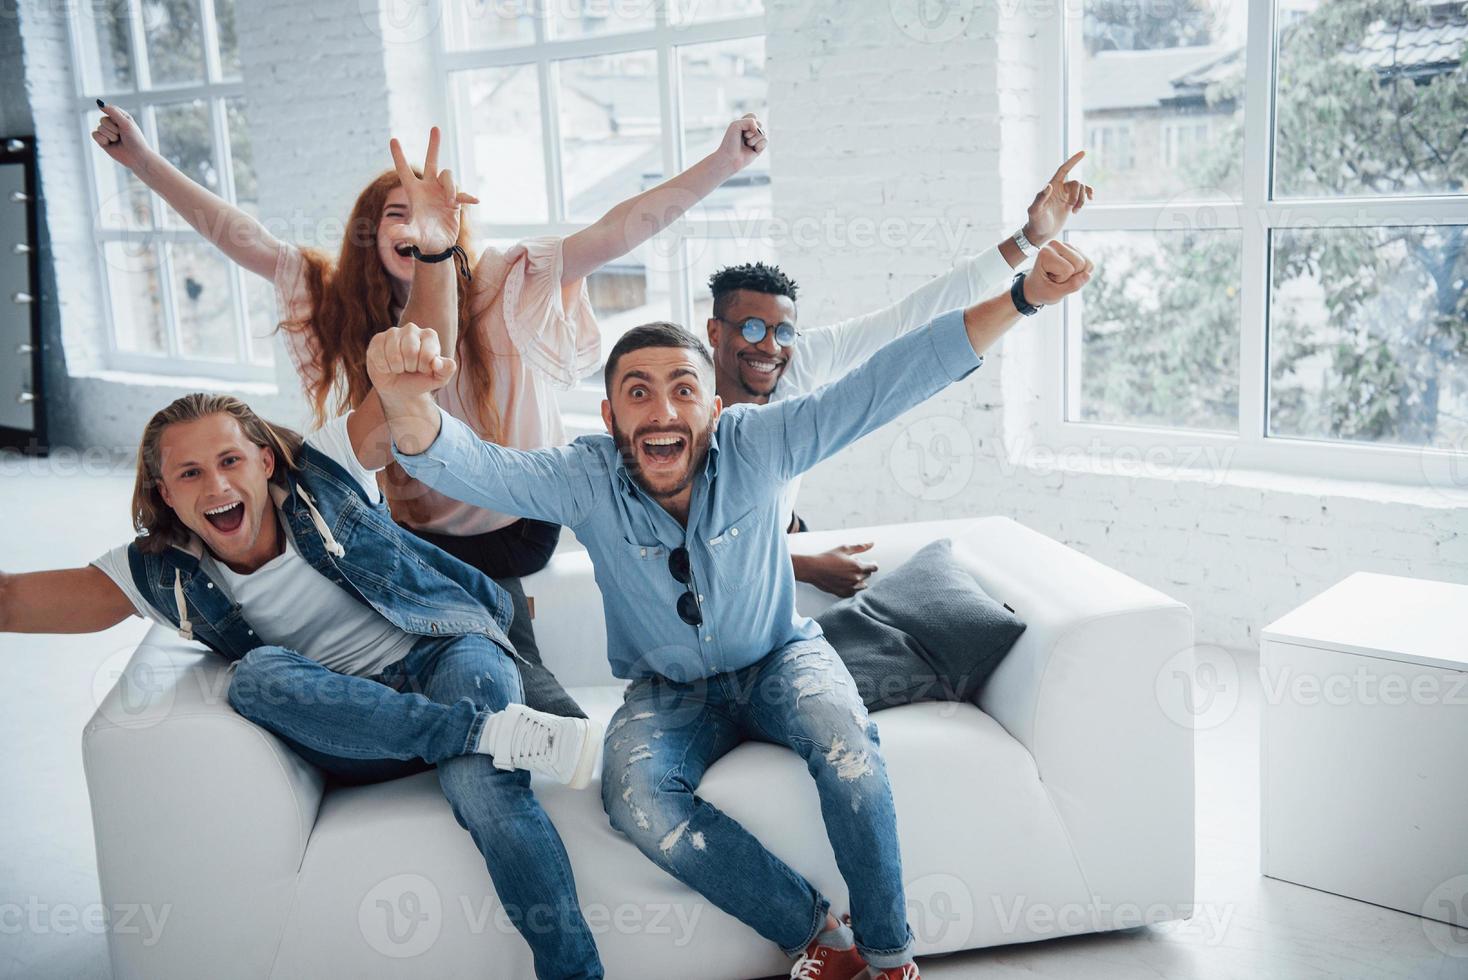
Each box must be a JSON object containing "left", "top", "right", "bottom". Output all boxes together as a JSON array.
[
  {"left": 766, "top": 246, "right": 1014, "bottom": 528},
  {"left": 92, "top": 413, "right": 417, "bottom": 678}
]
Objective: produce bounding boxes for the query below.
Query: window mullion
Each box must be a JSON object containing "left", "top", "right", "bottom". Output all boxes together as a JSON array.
[
  {"left": 1239, "top": 0, "right": 1277, "bottom": 448},
  {"left": 200, "top": 0, "right": 223, "bottom": 85},
  {"left": 126, "top": 0, "right": 152, "bottom": 90},
  {"left": 658, "top": 20, "right": 690, "bottom": 327},
  {"left": 208, "top": 95, "right": 251, "bottom": 364}
]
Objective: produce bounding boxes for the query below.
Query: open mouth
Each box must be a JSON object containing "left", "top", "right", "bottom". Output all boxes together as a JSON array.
[
  {"left": 638, "top": 433, "right": 687, "bottom": 467},
  {"left": 393, "top": 242, "right": 414, "bottom": 258},
  {"left": 203, "top": 501, "right": 245, "bottom": 534}
]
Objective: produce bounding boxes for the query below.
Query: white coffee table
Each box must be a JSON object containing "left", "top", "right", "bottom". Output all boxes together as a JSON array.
[{"left": 1260, "top": 572, "right": 1468, "bottom": 926}]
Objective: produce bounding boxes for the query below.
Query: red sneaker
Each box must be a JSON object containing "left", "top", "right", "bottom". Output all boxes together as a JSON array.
[
  {"left": 789, "top": 937, "right": 868, "bottom": 980},
  {"left": 865, "top": 965, "right": 919, "bottom": 979}
]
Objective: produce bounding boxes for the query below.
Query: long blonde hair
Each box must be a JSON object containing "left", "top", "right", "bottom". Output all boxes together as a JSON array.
[{"left": 131, "top": 393, "right": 304, "bottom": 554}]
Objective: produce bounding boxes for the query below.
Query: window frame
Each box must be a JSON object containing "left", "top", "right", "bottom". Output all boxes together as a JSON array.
[
  {"left": 1045, "top": 0, "right": 1468, "bottom": 488},
  {"left": 68, "top": 0, "right": 272, "bottom": 383},
  {"left": 434, "top": 2, "right": 770, "bottom": 419}
]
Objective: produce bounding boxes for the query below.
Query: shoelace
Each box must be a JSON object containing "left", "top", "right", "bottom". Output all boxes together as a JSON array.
[
  {"left": 789, "top": 953, "right": 825, "bottom": 980},
  {"left": 508, "top": 713, "right": 556, "bottom": 767}
]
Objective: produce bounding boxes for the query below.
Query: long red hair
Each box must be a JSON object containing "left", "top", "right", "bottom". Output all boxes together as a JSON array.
[{"left": 289, "top": 168, "right": 503, "bottom": 446}]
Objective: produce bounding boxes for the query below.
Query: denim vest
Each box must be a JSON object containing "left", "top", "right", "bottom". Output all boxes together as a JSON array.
[{"left": 125, "top": 442, "right": 517, "bottom": 664}]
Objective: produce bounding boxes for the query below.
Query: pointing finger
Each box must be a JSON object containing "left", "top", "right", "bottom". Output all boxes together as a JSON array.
[{"left": 1052, "top": 149, "right": 1085, "bottom": 183}]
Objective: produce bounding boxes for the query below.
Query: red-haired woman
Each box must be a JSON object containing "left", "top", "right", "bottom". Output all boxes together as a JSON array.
[{"left": 92, "top": 107, "right": 768, "bottom": 714}]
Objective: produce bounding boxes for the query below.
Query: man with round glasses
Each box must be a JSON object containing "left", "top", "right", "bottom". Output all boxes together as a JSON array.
[{"left": 705, "top": 152, "right": 1093, "bottom": 597}]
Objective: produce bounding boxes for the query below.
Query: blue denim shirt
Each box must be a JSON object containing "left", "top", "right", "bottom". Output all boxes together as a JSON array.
[{"left": 395, "top": 308, "right": 983, "bottom": 681}]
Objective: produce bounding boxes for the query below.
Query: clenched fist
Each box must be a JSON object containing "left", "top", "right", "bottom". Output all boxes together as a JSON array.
[
  {"left": 367, "top": 323, "right": 457, "bottom": 402},
  {"left": 1023, "top": 241, "right": 1095, "bottom": 307}
]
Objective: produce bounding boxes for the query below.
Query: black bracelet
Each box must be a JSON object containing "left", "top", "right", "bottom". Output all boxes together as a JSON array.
[
  {"left": 1011, "top": 271, "right": 1042, "bottom": 316},
  {"left": 408, "top": 243, "right": 472, "bottom": 282}
]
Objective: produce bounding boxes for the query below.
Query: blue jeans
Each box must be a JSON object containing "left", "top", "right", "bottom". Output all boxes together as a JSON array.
[
  {"left": 600, "top": 638, "right": 915, "bottom": 970},
  {"left": 226, "top": 633, "right": 603, "bottom": 980}
]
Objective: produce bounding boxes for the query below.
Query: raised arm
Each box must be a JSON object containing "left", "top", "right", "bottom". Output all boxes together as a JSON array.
[
  {"left": 737, "top": 241, "right": 1094, "bottom": 481},
  {"left": 0, "top": 567, "right": 136, "bottom": 634},
  {"left": 560, "top": 114, "right": 768, "bottom": 284},
  {"left": 798, "top": 152, "right": 1095, "bottom": 383},
  {"left": 389, "top": 127, "right": 478, "bottom": 353},
  {"left": 365, "top": 324, "right": 595, "bottom": 526},
  {"left": 92, "top": 103, "right": 283, "bottom": 281}
]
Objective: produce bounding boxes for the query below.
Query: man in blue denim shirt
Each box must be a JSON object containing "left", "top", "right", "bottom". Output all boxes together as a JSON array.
[{"left": 371, "top": 239, "right": 1095, "bottom": 979}]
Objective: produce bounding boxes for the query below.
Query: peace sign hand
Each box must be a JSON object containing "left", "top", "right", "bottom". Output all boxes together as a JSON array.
[
  {"left": 1023, "top": 151, "right": 1095, "bottom": 246},
  {"left": 388, "top": 127, "right": 480, "bottom": 255}
]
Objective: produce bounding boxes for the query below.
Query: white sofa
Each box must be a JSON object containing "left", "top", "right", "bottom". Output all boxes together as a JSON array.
[{"left": 83, "top": 516, "right": 1195, "bottom": 979}]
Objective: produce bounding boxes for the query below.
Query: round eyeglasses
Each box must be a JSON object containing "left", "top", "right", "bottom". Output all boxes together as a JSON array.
[{"left": 718, "top": 316, "right": 799, "bottom": 348}]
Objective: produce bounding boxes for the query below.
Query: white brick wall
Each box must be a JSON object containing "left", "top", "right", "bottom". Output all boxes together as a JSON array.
[
  {"left": 9, "top": 0, "right": 1464, "bottom": 649},
  {"left": 767, "top": 0, "right": 1468, "bottom": 650}
]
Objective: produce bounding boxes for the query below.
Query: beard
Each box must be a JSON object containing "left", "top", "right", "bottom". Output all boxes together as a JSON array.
[{"left": 610, "top": 411, "right": 717, "bottom": 502}]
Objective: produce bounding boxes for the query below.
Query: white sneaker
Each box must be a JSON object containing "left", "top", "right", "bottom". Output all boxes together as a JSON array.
[{"left": 477, "top": 703, "right": 602, "bottom": 789}]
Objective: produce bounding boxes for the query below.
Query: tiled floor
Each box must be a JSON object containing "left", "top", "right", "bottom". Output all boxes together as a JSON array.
[{"left": 2, "top": 456, "right": 1464, "bottom": 979}]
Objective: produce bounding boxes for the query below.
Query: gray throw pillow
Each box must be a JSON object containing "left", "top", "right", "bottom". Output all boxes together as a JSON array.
[{"left": 817, "top": 538, "right": 1026, "bottom": 710}]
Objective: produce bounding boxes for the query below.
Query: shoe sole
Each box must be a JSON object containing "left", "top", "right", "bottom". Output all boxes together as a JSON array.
[{"left": 566, "top": 718, "right": 603, "bottom": 791}]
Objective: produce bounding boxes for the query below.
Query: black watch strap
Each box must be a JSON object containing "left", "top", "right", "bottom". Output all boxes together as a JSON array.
[{"left": 1011, "top": 271, "right": 1042, "bottom": 316}]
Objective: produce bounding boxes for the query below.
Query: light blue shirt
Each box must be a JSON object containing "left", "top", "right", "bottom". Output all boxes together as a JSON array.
[{"left": 395, "top": 308, "right": 983, "bottom": 681}]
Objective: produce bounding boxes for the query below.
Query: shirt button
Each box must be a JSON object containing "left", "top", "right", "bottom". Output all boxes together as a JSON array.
[
  {"left": 704, "top": 635, "right": 714, "bottom": 643},
  {"left": 206, "top": 582, "right": 214, "bottom": 589},
  {"left": 247, "top": 629, "right": 254, "bottom": 636},
  {"left": 730, "top": 528, "right": 739, "bottom": 537},
  {"left": 640, "top": 548, "right": 647, "bottom": 557}
]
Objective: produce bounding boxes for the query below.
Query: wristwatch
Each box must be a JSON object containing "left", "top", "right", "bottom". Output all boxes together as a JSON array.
[
  {"left": 1011, "top": 226, "right": 1039, "bottom": 259},
  {"left": 1011, "top": 272, "right": 1043, "bottom": 316}
]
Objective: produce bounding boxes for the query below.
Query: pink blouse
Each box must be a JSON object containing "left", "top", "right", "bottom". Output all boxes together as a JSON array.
[{"left": 274, "top": 236, "right": 600, "bottom": 536}]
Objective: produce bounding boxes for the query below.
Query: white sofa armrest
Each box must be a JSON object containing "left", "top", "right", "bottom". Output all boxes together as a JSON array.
[
  {"left": 790, "top": 516, "right": 1196, "bottom": 922},
  {"left": 83, "top": 627, "right": 324, "bottom": 980}
]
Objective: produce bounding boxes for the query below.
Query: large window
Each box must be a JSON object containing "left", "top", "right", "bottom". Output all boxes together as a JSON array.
[
  {"left": 439, "top": 0, "right": 769, "bottom": 406},
  {"left": 1059, "top": 0, "right": 1467, "bottom": 484},
  {"left": 70, "top": 0, "right": 273, "bottom": 380}
]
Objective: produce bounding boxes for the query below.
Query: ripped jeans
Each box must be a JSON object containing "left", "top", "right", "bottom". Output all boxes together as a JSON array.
[{"left": 600, "top": 638, "right": 915, "bottom": 970}]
